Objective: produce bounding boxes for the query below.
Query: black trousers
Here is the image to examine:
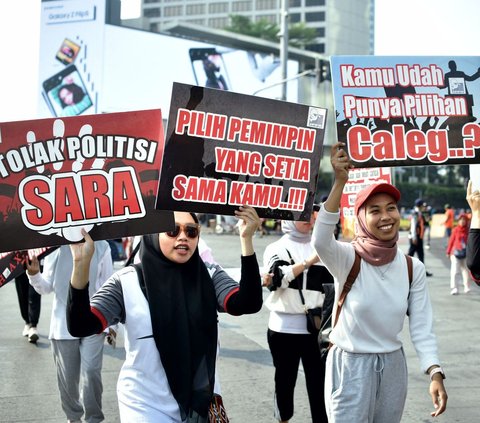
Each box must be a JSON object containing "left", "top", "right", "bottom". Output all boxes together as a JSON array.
[
  {"left": 267, "top": 329, "right": 327, "bottom": 423},
  {"left": 408, "top": 238, "right": 424, "bottom": 263},
  {"left": 15, "top": 272, "right": 41, "bottom": 326}
]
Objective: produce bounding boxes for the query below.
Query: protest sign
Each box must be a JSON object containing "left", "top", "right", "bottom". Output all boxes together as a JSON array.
[
  {"left": 0, "top": 109, "right": 172, "bottom": 253},
  {"left": 331, "top": 56, "right": 480, "bottom": 168},
  {"left": 156, "top": 83, "right": 327, "bottom": 221},
  {"left": 340, "top": 167, "right": 392, "bottom": 240},
  {"left": 0, "top": 248, "right": 57, "bottom": 288}
]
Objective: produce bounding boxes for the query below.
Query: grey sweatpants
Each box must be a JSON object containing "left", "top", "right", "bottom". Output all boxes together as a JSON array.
[
  {"left": 324, "top": 346, "right": 408, "bottom": 423},
  {"left": 51, "top": 335, "right": 105, "bottom": 423}
]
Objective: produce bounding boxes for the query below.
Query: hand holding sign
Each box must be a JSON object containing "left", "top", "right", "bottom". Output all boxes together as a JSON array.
[
  {"left": 234, "top": 205, "right": 262, "bottom": 238},
  {"left": 69, "top": 228, "right": 95, "bottom": 290},
  {"left": 26, "top": 255, "right": 41, "bottom": 276}
]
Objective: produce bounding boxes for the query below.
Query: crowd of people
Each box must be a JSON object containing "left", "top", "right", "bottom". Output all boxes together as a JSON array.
[{"left": 10, "top": 161, "right": 480, "bottom": 423}]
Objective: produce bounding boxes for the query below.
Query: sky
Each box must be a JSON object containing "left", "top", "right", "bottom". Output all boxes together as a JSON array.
[{"left": 0, "top": 0, "right": 479, "bottom": 122}]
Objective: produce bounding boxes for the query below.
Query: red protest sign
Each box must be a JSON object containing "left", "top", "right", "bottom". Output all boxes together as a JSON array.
[{"left": 0, "top": 109, "right": 172, "bottom": 253}]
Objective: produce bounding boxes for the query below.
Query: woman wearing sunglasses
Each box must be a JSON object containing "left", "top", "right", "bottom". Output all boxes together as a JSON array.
[{"left": 66, "top": 206, "right": 263, "bottom": 422}]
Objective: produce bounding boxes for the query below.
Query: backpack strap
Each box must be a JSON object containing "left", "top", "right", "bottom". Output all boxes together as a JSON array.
[
  {"left": 405, "top": 254, "right": 413, "bottom": 285},
  {"left": 405, "top": 254, "right": 413, "bottom": 315},
  {"left": 333, "top": 251, "right": 361, "bottom": 327}
]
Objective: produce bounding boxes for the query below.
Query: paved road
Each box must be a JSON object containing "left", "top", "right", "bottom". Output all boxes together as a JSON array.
[{"left": 0, "top": 230, "right": 479, "bottom": 422}]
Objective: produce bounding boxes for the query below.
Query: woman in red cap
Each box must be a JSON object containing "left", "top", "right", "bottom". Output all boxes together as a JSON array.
[
  {"left": 446, "top": 213, "right": 472, "bottom": 294},
  {"left": 312, "top": 142, "right": 447, "bottom": 422}
]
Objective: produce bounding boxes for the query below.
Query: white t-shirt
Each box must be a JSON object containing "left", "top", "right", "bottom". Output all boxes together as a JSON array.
[{"left": 312, "top": 206, "right": 440, "bottom": 372}]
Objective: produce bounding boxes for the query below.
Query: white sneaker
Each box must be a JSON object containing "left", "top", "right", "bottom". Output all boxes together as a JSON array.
[
  {"left": 22, "top": 324, "right": 31, "bottom": 337},
  {"left": 464, "top": 288, "right": 471, "bottom": 294},
  {"left": 28, "top": 326, "right": 39, "bottom": 343},
  {"left": 450, "top": 288, "right": 458, "bottom": 295}
]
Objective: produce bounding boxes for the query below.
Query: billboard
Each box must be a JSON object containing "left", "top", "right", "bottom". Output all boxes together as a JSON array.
[
  {"left": 39, "top": 0, "right": 107, "bottom": 118},
  {"left": 100, "top": 24, "right": 300, "bottom": 116}
]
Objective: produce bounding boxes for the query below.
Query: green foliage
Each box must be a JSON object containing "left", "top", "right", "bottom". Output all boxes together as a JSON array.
[
  {"left": 288, "top": 22, "right": 317, "bottom": 47},
  {"left": 394, "top": 182, "right": 468, "bottom": 212},
  {"left": 224, "top": 14, "right": 316, "bottom": 47},
  {"left": 315, "top": 174, "right": 469, "bottom": 213}
]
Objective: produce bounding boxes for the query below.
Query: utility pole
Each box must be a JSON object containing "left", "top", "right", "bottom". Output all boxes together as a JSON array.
[{"left": 279, "top": 0, "right": 289, "bottom": 101}]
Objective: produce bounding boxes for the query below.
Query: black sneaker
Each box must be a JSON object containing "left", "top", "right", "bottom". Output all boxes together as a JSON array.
[{"left": 426, "top": 271, "right": 433, "bottom": 277}]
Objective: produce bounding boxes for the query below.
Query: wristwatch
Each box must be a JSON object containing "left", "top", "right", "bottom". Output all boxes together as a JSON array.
[
  {"left": 429, "top": 366, "right": 446, "bottom": 381},
  {"left": 302, "top": 260, "right": 309, "bottom": 270}
]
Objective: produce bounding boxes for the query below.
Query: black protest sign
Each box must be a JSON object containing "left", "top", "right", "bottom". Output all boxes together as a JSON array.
[{"left": 156, "top": 83, "right": 327, "bottom": 221}]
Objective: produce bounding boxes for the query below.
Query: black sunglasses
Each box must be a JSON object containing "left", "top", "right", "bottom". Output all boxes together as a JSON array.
[{"left": 165, "top": 223, "right": 200, "bottom": 239}]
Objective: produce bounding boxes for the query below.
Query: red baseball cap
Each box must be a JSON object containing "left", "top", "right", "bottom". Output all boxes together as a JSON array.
[{"left": 354, "top": 183, "right": 401, "bottom": 214}]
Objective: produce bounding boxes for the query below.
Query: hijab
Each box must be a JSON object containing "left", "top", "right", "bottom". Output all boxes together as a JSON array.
[
  {"left": 351, "top": 199, "right": 399, "bottom": 267},
  {"left": 281, "top": 220, "right": 311, "bottom": 243},
  {"left": 136, "top": 220, "right": 218, "bottom": 419},
  {"left": 456, "top": 213, "right": 470, "bottom": 239}
]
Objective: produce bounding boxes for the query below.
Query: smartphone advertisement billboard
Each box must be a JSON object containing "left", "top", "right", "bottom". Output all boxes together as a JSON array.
[
  {"left": 39, "top": 1, "right": 300, "bottom": 119},
  {"left": 100, "top": 25, "right": 299, "bottom": 116},
  {"left": 38, "top": 0, "right": 106, "bottom": 118}
]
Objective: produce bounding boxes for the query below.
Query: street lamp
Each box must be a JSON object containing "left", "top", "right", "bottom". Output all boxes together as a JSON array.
[{"left": 279, "top": 0, "right": 289, "bottom": 101}]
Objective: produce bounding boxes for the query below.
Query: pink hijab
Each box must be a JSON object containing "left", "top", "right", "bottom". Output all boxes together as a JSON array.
[{"left": 351, "top": 183, "right": 401, "bottom": 266}]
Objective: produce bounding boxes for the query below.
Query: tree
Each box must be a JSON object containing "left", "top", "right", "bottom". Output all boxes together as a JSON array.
[
  {"left": 288, "top": 22, "right": 317, "bottom": 48},
  {"left": 224, "top": 15, "right": 317, "bottom": 48}
]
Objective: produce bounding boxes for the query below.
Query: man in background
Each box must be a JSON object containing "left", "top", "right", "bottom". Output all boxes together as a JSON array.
[{"left": 408, "top": 199, "right": 433, "bottom": 277}]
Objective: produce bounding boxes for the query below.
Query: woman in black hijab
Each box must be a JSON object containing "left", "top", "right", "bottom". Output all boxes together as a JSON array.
[{"left": 67, "top": 206, "right": 262, "bottom": 422}]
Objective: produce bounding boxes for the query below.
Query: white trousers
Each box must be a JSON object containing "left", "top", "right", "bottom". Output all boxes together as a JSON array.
[{"left": 449, "top": 255, "right": 471, "bottom": 291}]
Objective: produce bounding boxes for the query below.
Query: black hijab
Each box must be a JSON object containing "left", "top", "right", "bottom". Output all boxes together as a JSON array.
[{"left": 137, "top": 217, "right": 218, "bottom": 419}]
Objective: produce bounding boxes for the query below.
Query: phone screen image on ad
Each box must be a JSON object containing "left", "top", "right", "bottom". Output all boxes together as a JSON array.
[
  {"left": 189, "top": 48, "right": 231, "bottom": 91},
  {"left": 42, "top": 65, "right": 93, "bottom": 117},
  {"left": 56, "top": 38, "right": 81, "bottom": 65}
]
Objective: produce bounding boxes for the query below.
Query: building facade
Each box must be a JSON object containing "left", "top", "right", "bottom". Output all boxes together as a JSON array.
[
  {"left": 123, "top": 0, "right": 374, "bottom": 165},
  {"left": 137, "top": 0, "right": 374, "bottom": 56}
]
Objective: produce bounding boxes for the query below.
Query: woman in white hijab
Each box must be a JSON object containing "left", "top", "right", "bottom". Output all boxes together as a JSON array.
[{"left": 263, "top": 217, "right": 332, "bottom": 423}]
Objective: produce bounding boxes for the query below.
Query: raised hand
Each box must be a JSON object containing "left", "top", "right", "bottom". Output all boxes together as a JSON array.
[
  {"left": 234, "top": 205, "right": 261, "bottom": 239},
  {"left": 70, "top": 228, "right": 95, "bottom": 263},
  {"left": 26, "top": 255, "right": 41, "bottom": 276},
  {"left": 330, "top": 141, "right": 352, "bottom": 184},
  {"left": 234, "top": 205, "right": 261, "bottom": 257},
  {"left": 70, "top": 228, "right": 95, "bottom": 289},
  {"left": 467, "top": 179, "right": 480, "bottom": 229}
]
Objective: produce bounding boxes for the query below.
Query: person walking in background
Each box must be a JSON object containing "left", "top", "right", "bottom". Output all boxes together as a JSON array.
[
  {"left": 263, "top": 216, "right": 332, "bottom": 423},
  {"left": 443, "top": 204, "right": 455, "bottom": 242},
  {"left": 423, "top": 201, "right": 432, "bottom": 249},
  {"left": 446, "top": 213, "right": 472, "bottom": 295},
  {"left": 66, "top": 207, "right": 263, "bottom": 422},
  {"left": 27, "top": 242, "right": 113, "bottom": 423},
  {"left": 15, "top": 271, "right": 41, "bottom": 343},
  {"left": 312, "top": 142, "right": 447, "bottom": 422},
  {"left": 408, "top": 199, "right": 433, "bottom": 276},
  {"left": 466, "top": 180, "right": 480, "bottom": 284}
]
